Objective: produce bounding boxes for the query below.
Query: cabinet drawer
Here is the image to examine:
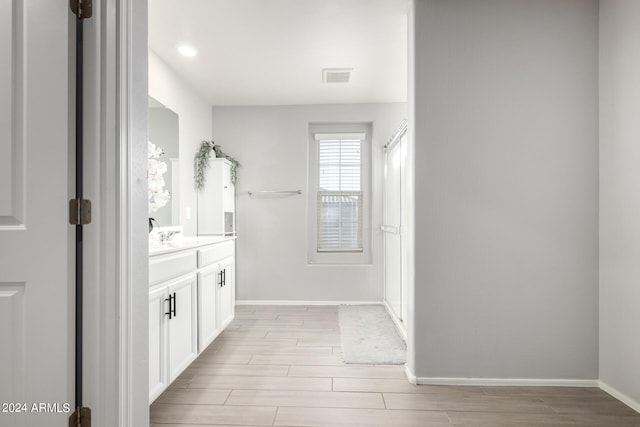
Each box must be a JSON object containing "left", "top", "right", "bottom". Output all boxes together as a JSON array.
[
  {"left": 149, "top": 250, "right": 197, "bottom": 286},
  {"left": 198, "top": 240, "right": 235, "bottom": 268}
]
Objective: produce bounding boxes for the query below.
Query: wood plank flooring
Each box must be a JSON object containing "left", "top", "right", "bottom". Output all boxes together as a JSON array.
[{"left": 151, "top": 305, "right": 640, "bottom": 426}]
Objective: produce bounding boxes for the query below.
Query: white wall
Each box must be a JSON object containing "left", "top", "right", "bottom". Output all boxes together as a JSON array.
[
  {"left": 410, "top": 0, "right": 599, "bottom": 381},
  {"left": 212, "top": 103, "right": 406, "bottom": 302},
  {"left": 148, "top": 51, "right": 212, "bottom": 235},
  {"left": 599, "top": 0, "right": 640, "bottom": 410}
]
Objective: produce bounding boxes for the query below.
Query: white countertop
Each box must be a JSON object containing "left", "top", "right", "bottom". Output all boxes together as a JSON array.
[{"left": 149, "top": 235, "right": 236, "bottom": 256}]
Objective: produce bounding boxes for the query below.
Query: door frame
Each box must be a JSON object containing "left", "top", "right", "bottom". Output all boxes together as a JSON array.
[
  {"left": 84, "top": 0, "right": 418, "bottom": 424},
  {"left": 83, "top": 0, "right": 148, "bottom": 425}
]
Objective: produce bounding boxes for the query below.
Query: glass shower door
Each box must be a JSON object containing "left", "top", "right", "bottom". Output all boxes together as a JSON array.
[{"left": 384, "top": 136, "right": 403, "bottom": 322}]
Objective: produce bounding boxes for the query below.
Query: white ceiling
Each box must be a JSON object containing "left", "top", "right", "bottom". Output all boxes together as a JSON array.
[{"left": 148, "top": 0, "right": 408, "bottom": 106}]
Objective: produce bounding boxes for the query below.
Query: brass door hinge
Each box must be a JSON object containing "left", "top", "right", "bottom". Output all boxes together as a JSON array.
[
  {"left": 70, "top": 0, "right": 93, "bottom": 19},
  {"left": 69, "top": 407, "right": 91, "bottom": 427},
  {"left": 69, "top": 199, "right": 92, "bottom": 225}
]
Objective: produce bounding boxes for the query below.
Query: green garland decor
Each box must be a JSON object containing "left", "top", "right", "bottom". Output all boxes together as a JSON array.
[{"left": 194, "top": 140, "right": 240, "bottom": 190}]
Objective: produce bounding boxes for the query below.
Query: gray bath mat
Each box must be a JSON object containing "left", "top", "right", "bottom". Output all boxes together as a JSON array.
[{"left": 338, "top": 305, "right": 406, "bottom": 364}]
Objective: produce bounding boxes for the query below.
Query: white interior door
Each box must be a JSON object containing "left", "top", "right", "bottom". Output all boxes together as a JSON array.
[
  {"left": 384, "top": 139, "right": 403, "bottom": 323},
  {"left": 0, "top": 1, "right": 72, "bottom": 426}
]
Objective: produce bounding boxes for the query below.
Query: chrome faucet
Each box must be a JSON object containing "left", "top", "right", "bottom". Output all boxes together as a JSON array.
[{"left": 159, "top": 230, "right": 181, "bottom": 243}]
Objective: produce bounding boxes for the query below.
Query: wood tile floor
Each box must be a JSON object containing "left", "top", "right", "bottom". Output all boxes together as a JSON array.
[{"left": 150, "top": 305, "right": 640, "bottom": 426}]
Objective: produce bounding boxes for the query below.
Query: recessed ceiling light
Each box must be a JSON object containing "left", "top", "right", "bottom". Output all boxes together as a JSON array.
[{"left": 177, "top": 45, "right": 198, "bottom": 57}]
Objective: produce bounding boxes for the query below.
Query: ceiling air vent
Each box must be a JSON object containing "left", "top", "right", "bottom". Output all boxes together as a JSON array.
[{"left": 323, "top": 68, "right": 353, "bottom": 84}]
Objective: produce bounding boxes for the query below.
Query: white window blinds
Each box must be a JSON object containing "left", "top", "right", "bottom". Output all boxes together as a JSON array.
[{"left": 316, "top": 134, "right": 364, "bottom": 252}]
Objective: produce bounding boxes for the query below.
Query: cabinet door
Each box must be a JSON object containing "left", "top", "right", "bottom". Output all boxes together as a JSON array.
[
  {"left": 217, "top": 257, "right": 235, "bottom": 330},
  {"left": 149, "top": 286, "right": 168, "bottom": 403},
  {"left": 198, "top": 265, "right": 220, "bottom": 353},
  {"left": 167, "top": 274, "right": 198, "bottom": 381},
  {"left": 222, "top": 162, "right": 235, "bottom": 213}
]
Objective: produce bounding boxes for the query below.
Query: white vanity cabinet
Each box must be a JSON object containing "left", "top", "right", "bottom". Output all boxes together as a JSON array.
[
  {"left": 148, "top": 253, "right": 198, "bottom": 403},
  {"left": 196, "top": 239, "right": 236, "bottom": 352},
  {"left": 167, "top": 275, "right": 198, "bottom": 379},
  {"left": 218, "top": 256, "right": 235, "bottom": 330},
  {"left": 148, "top": 285, "right": 168, "bottom": 401},
  {"left": 197, "top": 264, "right": 221, "bottom": 352},
  {"left": 149, "top": 237, "right": 236, "bottom": 403}
]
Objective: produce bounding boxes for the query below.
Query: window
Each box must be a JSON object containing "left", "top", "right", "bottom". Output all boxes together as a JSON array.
[
  {"left": 317, "top": 136, "right": 364, "bottom": 251},
  {"left": 308, "top": 123, "right": 372, "bottom": 264}
]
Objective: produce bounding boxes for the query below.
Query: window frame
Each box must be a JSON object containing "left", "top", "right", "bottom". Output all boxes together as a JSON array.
[{"left": 307, "top": 123, "right": 372, "bottom": 265}]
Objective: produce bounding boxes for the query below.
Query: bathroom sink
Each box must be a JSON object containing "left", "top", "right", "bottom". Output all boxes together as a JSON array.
[{"left": 149, "top": 235, "right": 234, "bottom": 255}]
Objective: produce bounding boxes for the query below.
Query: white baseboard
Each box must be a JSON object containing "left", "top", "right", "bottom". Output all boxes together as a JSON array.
[
  {"left": 600, "top": 381, "right": 640, "bottom": 413},
  {"left": 411, "top": 376, "right": 598, "bottom": 387},
  {"left": 383, "top": 300, "right": 407, "bottom": 341},
  {"left": 405, "top": 365, "right": 417, "bottom": 384},
  {"left": 403, "top": 364, "right": 598, "bottom": 388},
  {"left": 236, "top": 300, "right": 383, "bottom": 306}
]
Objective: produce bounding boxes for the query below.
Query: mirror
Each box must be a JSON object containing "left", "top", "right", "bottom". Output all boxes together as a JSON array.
[{"left": 148, "top": 96, "right": 180, "bottom": 226}]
